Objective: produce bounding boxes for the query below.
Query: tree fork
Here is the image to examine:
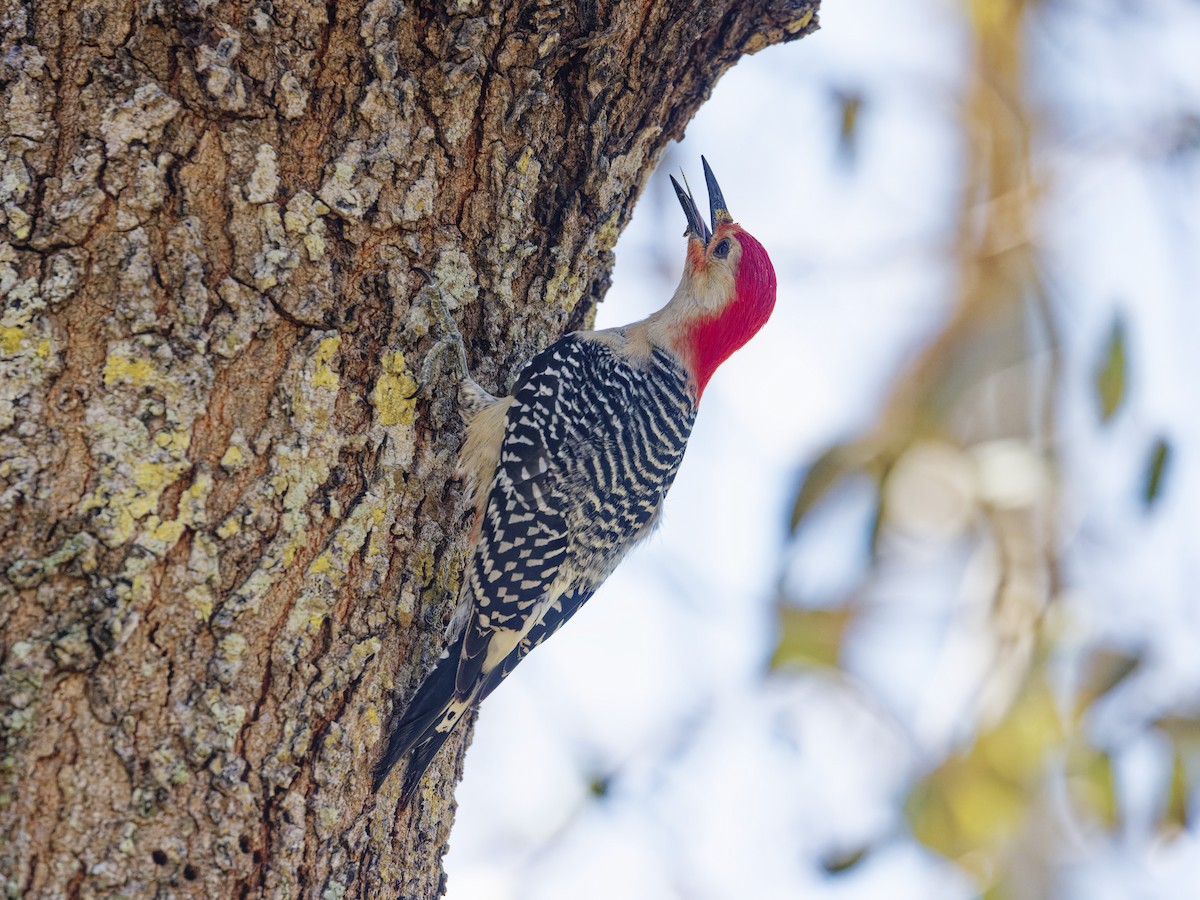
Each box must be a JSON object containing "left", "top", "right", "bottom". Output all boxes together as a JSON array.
[{"left": 0, "top": 1, "right": 819, "bottom": 896}]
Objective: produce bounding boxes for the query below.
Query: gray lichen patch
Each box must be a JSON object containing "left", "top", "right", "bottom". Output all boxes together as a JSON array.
[
  {"left": 283, "top": 191, "right": 330, "bottom": 262},
  {"left": 275, "top": 71, "right": 311, "bottom": 120},
  {"left": 0, "top": 140, "right": 36, "bottom": 241},
  {"left": 318, "top": 151, "right": 384, "bottom": 223},
  {"left": 284, "top": 489, "right": 393, "bottom": 657},
  {"left": 80, "top": 252, "right": 214, "bottom": 545},
  {"left": 31, "top": 141, "right": 106, "bottom": 247},
  {"left": 194, "top": 26, "right": 249, "bottom": 113},
  {"left": 4, "top": 532, "right": 97, "bottom": 590},
  {"left": 40, "top": 249, "right": 86, "bottom": 307},
  {"left": 492, "top": 146, "right": 541, "bottom": 254},
  {"left": 105, "top": 149, "right": 174, "bottom": 230},
  {"left": 162, "top": 218, "right": 214, "bottom": 350},
  {"left": 99, "top": 83, "right": 181, "bottom": 158},
  {"left": 211, "top": 277, "right": 275, "bottom": 360},
  {"left": 430, "top": 249, "right": 480, "bottom": 311},
  {"left": 0, "top": 245, "right": 61, "bottom": 514},
  {"left": 250, "top": 201, "right": 300, "bottom": 291},
  {"left": 1, "top": 41, "right": 51, "bottom": 143},
  {"left": 399, "top": 157, "right": 437, "bottom": 224},
  {"left": 215, "top": 331, "right": 354, "bottom": 626},
  {"left": 245, "top": 143, "right": 280, "bottom": 204}
]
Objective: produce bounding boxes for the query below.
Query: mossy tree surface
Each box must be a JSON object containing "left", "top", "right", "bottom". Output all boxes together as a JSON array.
[{"left": 0, "top": 1, "right": 818, "bottom": 896}]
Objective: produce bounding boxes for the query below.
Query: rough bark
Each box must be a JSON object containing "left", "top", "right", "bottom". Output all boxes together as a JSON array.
[{"left": 0, "top": 0, "right": 819, "bottom": 895}]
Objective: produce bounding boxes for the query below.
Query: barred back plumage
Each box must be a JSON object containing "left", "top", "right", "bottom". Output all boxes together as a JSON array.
[{"left": 375, "top": 334, "right": 697, "bottom": 801}]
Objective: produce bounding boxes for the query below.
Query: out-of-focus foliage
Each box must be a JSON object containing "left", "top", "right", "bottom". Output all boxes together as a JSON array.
[
  {"left": 905, "top": 670, "right": 1066, "bottom": 871},
  {"left": 772, "top": 605, "right": 856, "bottom": 669},
  {"left": 1094, "top": 317, "right": 1128, "bottom": 423},
  {"left": 775, "top": 0, "right": 1198, "bottom": 896},
  {"left": 1143, "top": 436, "right": 1170, "bottom": 509}
]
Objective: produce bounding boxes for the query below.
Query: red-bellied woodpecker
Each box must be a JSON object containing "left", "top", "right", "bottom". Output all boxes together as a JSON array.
[{"left": 375, "top": 158, "right": 777, "bottom": 804}]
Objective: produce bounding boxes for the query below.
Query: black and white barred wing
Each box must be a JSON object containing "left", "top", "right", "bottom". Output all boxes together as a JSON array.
[
  {"left": 457, "top": 334, "right": 696, "bottom": 696},
  {"left": 376, "top": 335, "right": 696, "bottom": 798},
  {"left": 454, "top": 336, "right": 601, "bottom": 692}
]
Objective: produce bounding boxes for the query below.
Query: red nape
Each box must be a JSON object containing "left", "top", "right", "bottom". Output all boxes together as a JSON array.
[{"left": 683, "top": 230, "right": 777, "bottom": 398}]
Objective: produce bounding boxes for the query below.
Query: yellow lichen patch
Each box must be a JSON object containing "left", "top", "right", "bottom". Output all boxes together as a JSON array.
[
  {"left": 132, "top": 460, "right": 186, "bottom": 507},
  {"left": 204, "top": 687, "right": 247, "bottom": 737},
  {"left": 220, "top": 444, "right": 245, "bottom": 469},
  {"left": 543, "top": 260, "right": 583, "bottom": 313},
  {"left": 287, "top": 590, "right": 331, "bottom": 634},
  {"left": 593, "top": 209, "right": 623, "bottom": 253},
  {"left": 302, "top": 232, "right": 325, "bottom": 262},
  {"left": 316, "top": 335, "right": 341, "bottom": 361},
  {"left": 219, "top": 633, "right": 248, "bottom": 661},
  {"left": 102, "top": 353, "right": 156, "bottom": 387},
  {"left": 81, "top": 451, "right": 190, "bottom": 547},
  {"left": 216, "top": 515, "right": 241, "bottom": 539},
  {"left": 187, "top": 585, "right": 214, "bottom": 619},
  {"left": 309, "top": 335, "right": 342, "bottom": 391},
  {"left": 152, "top": 427, "right": 191, "bottom": 454},
  {"left": 366, "top": 501, "right": 389, "bottom": 558},
  {"left": 317, "top": 515, "right": 372, "bottom": 584},
  {"left": 789, "top": 9, "right": 815, "bottom": 33},
  {"left": 177, "top": 471, "right": 212, "bottom": 526},
  {"left": 372, "top": 351, "right": 418, "bottom": 427},
  {"left": 514, "top": 147, "right": 535, "bottom": 175},
  {"left": 317, "top": 805, "right": 340, "bottom": 832},
  {"left": 312, "top": 637, "right": 382, "bottom": 698},
  {"left": 147, "top": 516, "right": 186, "bottom": 549},
  {"left": 310, "top": 365, "right": 339, "bottom": 390},
  {"left": 0, "top": 326, "right": 24, "bottom": 355}
]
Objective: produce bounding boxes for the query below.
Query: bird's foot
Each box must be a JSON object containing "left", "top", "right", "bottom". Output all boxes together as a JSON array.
[{"left": 414, "top": 268, "right": 497, "bottom": 414}]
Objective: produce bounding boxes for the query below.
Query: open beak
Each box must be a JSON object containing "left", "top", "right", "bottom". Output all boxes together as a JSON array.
[
  {"left": 669, "top": 174, "right": 711, "bottom": 245},
  {"left": 671, "top": 157, "right": 733, "bottom": 247},
  {"left": 702, "top": 156, "right": 732, "bottom": 230}
]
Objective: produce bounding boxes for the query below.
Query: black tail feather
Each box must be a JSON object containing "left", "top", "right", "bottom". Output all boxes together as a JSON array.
[
  {"left": 398, "top": 726, "right": 456, "bottom": 807},
  {"left": 373, "top": 631, "right": 465, "bottom": 795}
]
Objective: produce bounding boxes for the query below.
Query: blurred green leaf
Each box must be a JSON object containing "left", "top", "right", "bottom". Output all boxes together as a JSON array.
[
  {"left": 1065, "top": 743, "right": 1118, "bottom": 830},
  {"left": 1094, "top": 316, "right": 1128, "bottom": 422},
  {"left": 905, "top": 754, "right": 1027, "bottom": 876},
  {"left": 1162, "top": 748, "right": 1189, "bottom": 836},
  {"left": 1074, "top": 647, "right": 1141, "bottom": 718},
  {"left": 906, "top": 674, "right": 1064, "bottom": 874},
  {"left": 1143, "top": 436, "right": 1171, "bottom": 509},
  {"left": 820, "top": 845, "right": 869, "bottom": 875},
  {"left": 771, "top": 606, "right": 854, "bottom": 670},
  {"left": 867, "top": 496, "right": 886, "bottom": 562},
  {"left": 833, "top": 89, "right": 865, "bottom": 165},
  {"left": 789, "top": 442, "right": 874, "bottom": 533},
  {"left": 1157, "top": 715, "right": 1200, "bottom": 753},
  {"left": 976, "top": 677, "right": 1065, "bottom": 783}
]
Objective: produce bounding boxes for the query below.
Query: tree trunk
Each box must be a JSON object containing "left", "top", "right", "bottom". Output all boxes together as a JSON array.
[{"left": 0, "top": 1, "right": 818, "bottom": 895}]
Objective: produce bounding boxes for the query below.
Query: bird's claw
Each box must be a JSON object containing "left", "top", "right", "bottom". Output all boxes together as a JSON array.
[
  {"left": 418, "top": 337, "right": 462, "bottom": 399},
  {"left": 414, "top": 268, "right": 497, "bottom": 417},
  {"left": 415, "top": 267, "right": 471, "bottom": 386}
]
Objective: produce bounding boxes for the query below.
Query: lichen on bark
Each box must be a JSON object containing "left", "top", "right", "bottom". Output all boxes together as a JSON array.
[{"left": 0, "top": 0, "right": 818, "bottom": 895}]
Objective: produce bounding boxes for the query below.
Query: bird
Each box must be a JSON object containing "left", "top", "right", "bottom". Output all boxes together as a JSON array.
[{"left": 375, "top": 157, "right": 778, "bottom": 805}]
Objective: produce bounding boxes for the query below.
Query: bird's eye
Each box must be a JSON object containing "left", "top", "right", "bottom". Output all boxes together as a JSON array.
[{"left": 712, "top": 238, "right": 731, "bottom": 259}]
